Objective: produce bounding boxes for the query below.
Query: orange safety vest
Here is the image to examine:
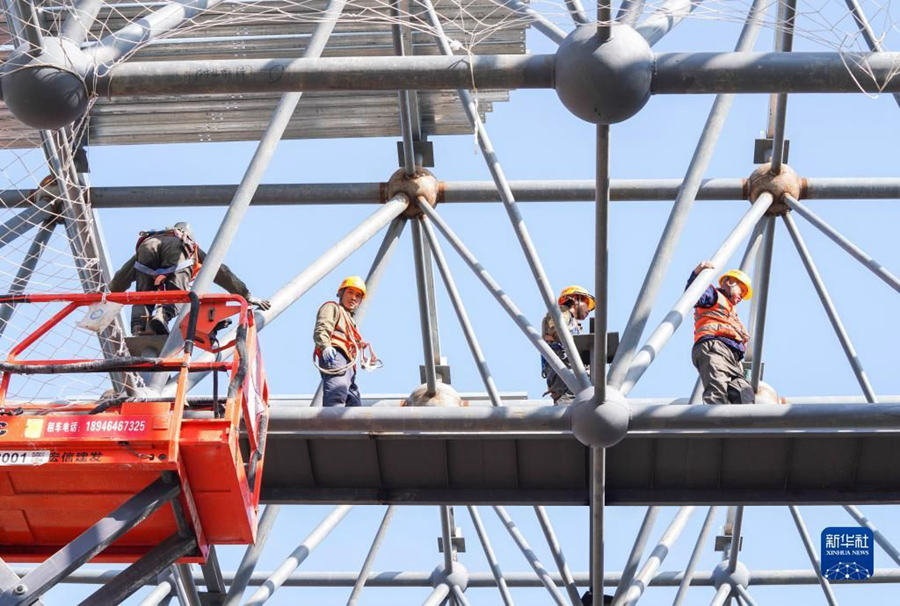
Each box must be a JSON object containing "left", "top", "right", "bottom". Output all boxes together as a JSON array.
[
  {"left": 135, "top": 228, "right": 201, "bottom": 279},
  {"left": 317, "top": 301, "right": 363, "bottom": 361},
  {"left": 694, "top": 289, "right": 749, "bottom": 345}
]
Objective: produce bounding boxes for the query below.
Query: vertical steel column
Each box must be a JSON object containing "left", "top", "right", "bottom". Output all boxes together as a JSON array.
[
  {"left": 534, "top": 507, "right": 580, "bottom": 605},
  {"left": 149, "top": 0, "right": 348, "bottom": 390},
  {"left": 616, "top": 507, "right": 696, "bottom": 606},
  {"left": 0, "top": 220, "right": 53, "bottom": 340},
  {"left": 467, "top": 507, "right": 514, "bottom": 606},
  {"left": 787, "top": 507, "right": 838, "bottom": 606},
  {"left": 844, "top": 505, "right": 900, "bottom": 566},
  {"left": 594, "top": 124, "right": 610, "bottom": 397},
  {"left": 347, "top": 506, "right": 394, "bottom": 606},
  {"left": 439, "top": 506, "right": 456, "bottom": 606},
  {"left": 673, "top": 506, "right": 718, "bottom": 606},
  {"left": 620, "top": 193, "right": 774, "bottom": 395},
  {"left": 768, "top": 0, "right": 796, "bottom": 173},
  {"left": 172, "top": 564, "right": 201, "bottom": 606},
  {"left": 688, "top": 378, "right": 703, "bottom": 404},
  {"left": 411, "top": 218, "right": 439, "bottom": 395},
  {"left": 418, "top": 203, "right": 578, "bottom": 393},
  {"left": 727, "top": 506, "right": 744, "bottom": 573},
  {"left": 590, "top": 448, "right": 605, "bottom": 606},
  {"left": 493, "top": 507, "right": 567, "bottom": 606},
  {"left": 391, "top": 0, "right": 421, "bottom": 175},
  {"left": 245, "top": 506, "right": 352, "bottom": 606},
  {"left": 843, "top": 0, "right": 900, "bottom": 107},
  {"left": 613, "top": 507, "right": 660, "bottom": 601},
  {"left": 421, "top": 0, "right": 591, "bottom": 392},
  {"left": 607, "top": 0, "right": 767, "bottom": 388},
  {"left": 223, "top": 505, "right": 280, "bottom": 606},
  {"left": 739, "top": 219, "right": 766, "bottom": 352},
  {"left": 783, "top": 213, "right": 877, "bottom": 402},
  {"left": 748, "top": 217, "right": 775, "bottom": 391},
  {"left": 421, "top": 214, "right": 501, "bottom": 406},
  {"left": 784, "top": 195, "right": 900, "bottom": 294}
]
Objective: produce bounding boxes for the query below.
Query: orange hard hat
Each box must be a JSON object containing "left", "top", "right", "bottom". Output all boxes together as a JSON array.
[
  {"left": 719, "top": 269, "right": 753, "bottom": 299},
  {"left": 338, "top": 276, "right": 367, "bottom": 298},
  {"left": 558, "top": 285, "right": 595, "bottom": 311}
]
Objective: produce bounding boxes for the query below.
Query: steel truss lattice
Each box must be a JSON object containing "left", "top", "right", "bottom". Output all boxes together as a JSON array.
[{"left": 0, "top": 0, "right": 897, "bottom": 604}]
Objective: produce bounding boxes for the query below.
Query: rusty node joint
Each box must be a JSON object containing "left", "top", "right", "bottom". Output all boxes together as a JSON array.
[
  {"left": 747, "top": 162, "right": 802, "bottom": 216},
  {"left": 385, "top": 167, "right": 440, "bottom": 217}
]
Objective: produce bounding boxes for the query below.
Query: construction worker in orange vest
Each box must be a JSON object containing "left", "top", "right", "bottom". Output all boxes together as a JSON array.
[
  {"left": 688, "top": 261, "right": 754, "bottom": 404},
  {"left": 110, "top": 222, "right": 270, "bottom": 335},
  {"left": 541, "top": 285, "right": 595, "bottom": 403},
  {"left": 313, "top": 276, "right": 368, "bottom": 407}
]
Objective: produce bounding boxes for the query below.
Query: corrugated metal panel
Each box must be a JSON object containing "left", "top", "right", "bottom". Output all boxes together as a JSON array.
[{"left": 0, "top": 0, "right": 530, "bottom": 147}]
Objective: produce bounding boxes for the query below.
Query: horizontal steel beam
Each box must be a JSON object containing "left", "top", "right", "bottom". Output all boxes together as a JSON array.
[
  {"left": 263, "top": 402, "right": 900, "bottom": 437},
  {"left": 99, "top": 52, "right": 900, "bottom": 96},
  {"left": 18, "top": 568, "right": 900, "bottom": 587},
  {"left": 38, "top": 177, "right": 899, "bottom": 208}
]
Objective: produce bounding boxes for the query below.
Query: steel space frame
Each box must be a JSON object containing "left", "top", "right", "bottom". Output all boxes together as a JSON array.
[{"left": 0, "top": 0, "right": 898, "bottom": 604}]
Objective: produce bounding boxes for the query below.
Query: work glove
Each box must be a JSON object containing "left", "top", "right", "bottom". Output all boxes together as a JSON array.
[
  {"left": 321, "top": 346, "right": 338, "bottom": 365},
  {"left": 248, "top": 296, "right": 271, "bottom": 311}
]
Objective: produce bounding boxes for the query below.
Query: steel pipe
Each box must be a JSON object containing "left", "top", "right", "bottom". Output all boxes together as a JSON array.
[
  {"left": 411, "top": 219, "right": 439, "bottom": 396},
  {"left": 748, "top": 217, "right": 775, "bottom": 391},
  {"left": 422, "top": 583, "right": 450, "bottom": 606},
  {"left": 223, "top": 505, "right": 281, "bottom": 606},
  {"left": 493, "top": 506, "right": 568, "bottom": 606},
  {"left": 347, "top": 506, "right": 394, "bottom": 605},
  {"left": 607, "top": 0, "right": 767, "bottom": 389},
  {"left": 617, "top": 507, "right": 695, "bottom": 606},
  {"left": 673, "top": 507, "right": 718, "bottom": 606},
  {"left": 0, "top": 221, "right": 54, "bottom": 341},
  {"left": 613, "top": 507, "right": 660, "bottom": 601},
  {"left": 727, "top": 506, "right": 744, "bottom": 572},
  {"left": 244, "top": 505, "right": 352, "bottom": 605},
  {"left": 843, "top": 0, "right": 900, "bottom": 107},
  {"left": 71, "top": 178, "right": 900, "bottom": 208},
  {"left": 768, "top": 0, "right": 797, "bottom": 173},
  {"left": 418, "top": 203, "right": 578, "bottom": 393},
  {"left": 635, "top": 0, "right": 701, "bottom": 46},
  {"left": 60, "top": 0, "right": 104, "bottom": 45},
  {"left": 535, "top": 506, "right": 580, "bottom": 605},
  {"left": 844, "top": 505, "right": 900, "bottom": 567},
  {"left": 787, "top": 506, "right": 838, "bottom": 606},
  {"left": 616, "top": 0, "right": 644, "bottom": 26},
  {"left": 421, "top": 215, "right": 502, "bottom": 406},
  {"left": 590, "top": 447, "right": 605, "bottom": 606},
  {"left": 709, "top": 584, "right": 732, "bottom": 606},
  {"left": 422, "top": 0, "right": 590, "bottom": 392},
  {"left": 468, "top": 507, "right": 514, "bottom": 605},
  {"left": 783, "top": 213, "right": 877, "bottom": 402},
  {"left": 594, "top": 124, "right": 610, "bottom": 398},
  {"left": 619, "top": 192, "right": 773, "bottom": 395},
  {"left": 785, "top": 195, "right": 900, "bottom": 295},
  {"left": 499, "top": 0, "right": 566, "bottom": 43}
]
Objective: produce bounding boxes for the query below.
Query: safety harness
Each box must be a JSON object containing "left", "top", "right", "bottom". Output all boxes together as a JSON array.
[
  {"left": 313, "top": 301, "right": 381, "bottom": 375},
  {"left": 134, "top": 228, "right": 201, "bottom": 287}
]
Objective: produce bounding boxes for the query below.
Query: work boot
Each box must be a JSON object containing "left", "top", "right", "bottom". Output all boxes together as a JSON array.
[{"left": 149, "top": 306, "right": 170, "bottom": 335}]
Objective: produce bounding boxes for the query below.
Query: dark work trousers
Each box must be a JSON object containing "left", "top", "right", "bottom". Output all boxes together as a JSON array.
[
  {"left": 691, "top": 339, "right": 755, "bottom": 404},
  {"left": 132, "top": 236, "right": 192, "bottom": 333},
  {"left": 320, "top": 350, "right": 361, "bottom": 407}
]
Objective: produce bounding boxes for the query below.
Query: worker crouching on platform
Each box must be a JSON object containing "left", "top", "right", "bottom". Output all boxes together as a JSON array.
[
  {"left": 541, "top": 285, "right": 595, "bottom": 404},
  {"left": 313, "top": 276, "right": 370, "bottom": 407},
  {"left": 109, "top": 222, "right": 270, "bottom": 335},
  {"left": 688, "top": 261, "right": 754, "bottom": 404}
]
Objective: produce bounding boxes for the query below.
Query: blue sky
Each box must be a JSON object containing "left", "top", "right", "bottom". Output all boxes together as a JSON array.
[{"left": 22, "top": 2, "right": 900, "bottom": 604}]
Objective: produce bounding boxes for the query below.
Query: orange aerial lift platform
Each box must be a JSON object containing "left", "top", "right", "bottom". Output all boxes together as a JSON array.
[{"left": 0, "top": 292, "right": 268, "bottom": 606}]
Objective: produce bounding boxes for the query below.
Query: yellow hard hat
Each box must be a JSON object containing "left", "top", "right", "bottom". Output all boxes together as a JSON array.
[
  {"left": 719, "top": 269, "right": 753, "bottom": 299},
  {"left": 558, "top": 285, "right": 595, "bottom": 311},
  {"left": 338, "top": 275, "right": 367, "bottom": 298}
]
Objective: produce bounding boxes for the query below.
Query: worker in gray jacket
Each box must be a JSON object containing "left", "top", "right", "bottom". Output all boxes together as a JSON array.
[{"left": 109, "top": 222, "right": 269, "bottom": 335}]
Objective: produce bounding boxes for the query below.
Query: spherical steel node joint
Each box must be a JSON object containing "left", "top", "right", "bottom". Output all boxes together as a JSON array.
[
  {"left": 747, "top": 162, "right": 802, "bottom": 216},
  {"left": 1, "top": 37, "right": 91, "bottom": 130},
  {"left": 571, "top": 385, "right": 629, "bottom": 448},
  {"left": 405, "top": 381, "right": 463, "bottom": 407},
  {"left": 555, "top": 24, "right": 653, "bottom": 124},
  {"left": 430, "top": 562, "right": 469, "bottom": 591},
  {"left": 712, "top": 561, "right": 750, "bottom": 591},
  {"left": 385, "top": 167, "right": 440, "bottom": 217}
]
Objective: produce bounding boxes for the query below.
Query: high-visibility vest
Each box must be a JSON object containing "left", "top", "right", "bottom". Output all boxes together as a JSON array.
[
  {"left": 134, "top": 228, "right": 201, "bottom": 280},
  {"left": 318, "top": 301, "right": 363, "bottom": 361},
  {"left": 694, "top": 289, "right": 749, "bottom": 345}
]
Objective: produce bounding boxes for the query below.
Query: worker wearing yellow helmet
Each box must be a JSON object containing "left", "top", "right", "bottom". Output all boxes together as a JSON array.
[
  {"left": 313, "top": 276, "right": 368, "bottom": 406},
  {"left": 688, "top": 261, "right": 754, "bottom": 404},
  {"left": 541, "top": 285, "right": 596, "bottom": 404}
]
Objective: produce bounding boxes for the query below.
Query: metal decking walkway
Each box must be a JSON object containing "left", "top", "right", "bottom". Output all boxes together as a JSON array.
[{"left": 258, "top": 401, "right": 900, "bottom": 506}]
